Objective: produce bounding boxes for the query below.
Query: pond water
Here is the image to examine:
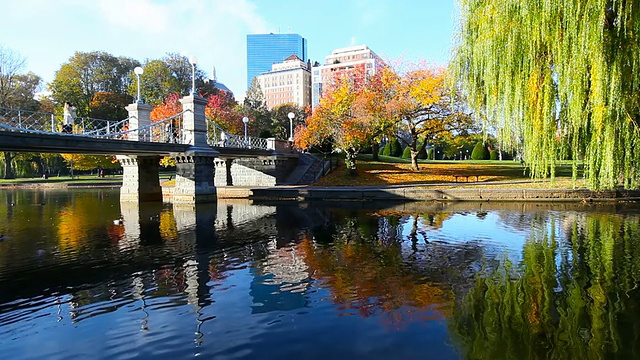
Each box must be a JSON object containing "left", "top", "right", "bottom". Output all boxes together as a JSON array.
[{"left": 1, "top": 188, "right": 640, "bottom": 359}]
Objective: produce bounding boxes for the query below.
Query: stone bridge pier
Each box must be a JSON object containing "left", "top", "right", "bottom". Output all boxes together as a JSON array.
[
  {"left": 118, "top": 95, "right": 219, "bottom": 204},
  {"left": 117, "top": 102, "right": 163, "bottom": 202},
  {"left": 213, "top": 155, "right": 297, "bottom": 186}
]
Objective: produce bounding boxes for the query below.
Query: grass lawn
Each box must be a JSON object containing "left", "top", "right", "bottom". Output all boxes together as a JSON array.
[
  {"left": 0, "top": 174, "right": 123, "bottom": 185},
  {"left": 313, "top": 154, "right": 584, "bottom": 188},
  {"left": 0, "top": 172, "right": 175, "bottom": 185}
]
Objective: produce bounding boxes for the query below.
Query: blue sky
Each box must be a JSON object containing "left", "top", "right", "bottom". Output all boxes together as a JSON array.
[{"left": 0, "top": 0, "right": 458, "bottom": 98}]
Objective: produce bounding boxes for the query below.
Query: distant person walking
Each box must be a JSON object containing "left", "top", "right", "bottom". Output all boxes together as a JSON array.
[
  {"left": 219, "top": 131, "right": 227, "bottom": 147},
  {"left": 62, "top": 102, "right": 77, "bottom": 133}
]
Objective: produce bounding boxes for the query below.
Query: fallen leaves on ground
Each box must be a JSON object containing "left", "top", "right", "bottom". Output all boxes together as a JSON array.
[{"left": 313, "top": 161, "right": 582, "bottom": 189}]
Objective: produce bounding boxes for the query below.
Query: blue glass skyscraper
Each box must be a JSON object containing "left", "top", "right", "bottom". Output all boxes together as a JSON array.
[{"left": 246, "top": 33, "right": 307, "bottom": 90}]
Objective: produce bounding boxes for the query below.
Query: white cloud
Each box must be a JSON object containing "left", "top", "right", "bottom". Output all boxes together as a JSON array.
[
  {"left": 96, "top": 0, "right": 172, "bottom": 34},
  {"left": 0, "top": 0, "right": 271, "bottom": 97}
]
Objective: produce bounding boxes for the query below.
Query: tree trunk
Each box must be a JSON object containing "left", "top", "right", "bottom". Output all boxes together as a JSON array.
[
  {"left": 345, "top": 149, "right": 358, "bottom": 176},
  {"left": 371, "top": 142, "right": 379, "bottom": 161},
  {"left": 3, "top": 152, "right": 15, "bottom": 179},
  {"left": 410, "top": 147, "right": 420, "bottom": 171},
  {"left": 410, "top": 153, "right": 420, "bottom": 171}
]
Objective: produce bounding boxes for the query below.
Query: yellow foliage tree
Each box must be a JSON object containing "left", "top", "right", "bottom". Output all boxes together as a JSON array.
[
  {"left": 60, "top": 153, "right": 118, "bottom": 177},
  {"left": 296, "top": 66, "right": 374, "bottom": 174},
  {"left": 384, "top": 65, "right": 473, "bottom": 171}
]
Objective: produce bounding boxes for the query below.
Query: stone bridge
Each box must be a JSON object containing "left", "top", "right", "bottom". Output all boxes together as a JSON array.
[{"left": 0, "top": 95, "right": 305, "bottom": 203}]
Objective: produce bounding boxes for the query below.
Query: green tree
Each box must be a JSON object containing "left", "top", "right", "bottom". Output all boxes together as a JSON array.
[
  {"left": 470, "top": 142, "right": 488, "bottom": 160},
  {"left": 244, "top": 77, "right": 266, "bottom": 110},
  {"left": 0, "top": 46, "right": 42, "bottom": 178},
  {"left": 4, "top": 72, "right": 41, "bottom": 110},
  {"left": 89, "top": 92, "right": 133, "bottom": 120},
  {"left": 390, "top": 137, "right": 403, "bottom": 157},
  {"left": 454, "top": 0, "right": 640, "bottom": 189},
  {"left": 127, "top": 54, "right": 210, "bottom": 106},
  {"left": 401, "top": 146, "right": 411, "bottom": 159},
  {"left": 270, "top": 103, "right": 306, "bottom": 140},
  {"left": 131, "top": 59, "right": 178, "bottom": 106},
  {"left": 50, "top": 51, "right": 140, "bottom": 116},
  {"left": 162, "top": 53, "right": 207, "bottom": 96}
]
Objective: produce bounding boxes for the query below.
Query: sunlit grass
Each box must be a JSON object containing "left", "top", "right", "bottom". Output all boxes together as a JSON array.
[{"left": 314, "top": 155, "right": 585, "bottom": 188}]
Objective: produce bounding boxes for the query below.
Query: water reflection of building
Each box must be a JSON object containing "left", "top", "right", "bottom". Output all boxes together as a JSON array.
[{"left": 250, "top": 238, "right": 310, "bottom": 313}]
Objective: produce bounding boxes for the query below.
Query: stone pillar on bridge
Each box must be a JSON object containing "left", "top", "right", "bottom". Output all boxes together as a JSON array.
[
  {"left": 118, "top": 102, "right": 162, "bottom": 202},
  {"left": 172, "top": 95, "right": 219, "bottom": 204},
  {"left": 118, "top": 155, "right": 163, "bottom": 202},
  {"left": 125, "top": 102, "right": 152, "bottom": 141}
]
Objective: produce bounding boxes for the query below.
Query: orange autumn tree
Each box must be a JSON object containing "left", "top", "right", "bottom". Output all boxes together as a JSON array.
[
  {"left": 151, "top": 91, "right": 242, "bottom": 166},
  {"left": 352, "top": 65, "right": 401, "bottom": 161},
  {"left": 297, "top": 68, "right": 373, "bottom": 174},
  {"left": 204, "top": 89, "right": 244, "bottom": 136},
  {"left": 150, "top": 93, "right": 183, "bottom": 167},
  {"left": 385, "top": 65, "right": 473, "bottom": 171}
]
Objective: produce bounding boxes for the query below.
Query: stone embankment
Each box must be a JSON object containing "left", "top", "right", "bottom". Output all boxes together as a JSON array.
[
  {"left": 218, "top": 184, "right": 640, "bottom": 202},
  {"left": 5, "top": 180, "right": 640, "bottom": 202}
]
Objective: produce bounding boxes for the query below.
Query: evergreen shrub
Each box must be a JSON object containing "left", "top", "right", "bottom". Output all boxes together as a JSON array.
[{"left": 471, "top": 142, "right": 489, "bottom": 160}]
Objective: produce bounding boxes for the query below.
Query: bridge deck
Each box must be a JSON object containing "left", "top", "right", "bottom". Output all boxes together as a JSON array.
[{"left": 0, "top": 131, "right": 278, "bottom": 157}]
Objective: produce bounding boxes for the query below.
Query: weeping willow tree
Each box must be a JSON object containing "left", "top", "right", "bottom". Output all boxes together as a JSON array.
[{"left": 453, "top": 0, "right": 640, "bottom": 189}]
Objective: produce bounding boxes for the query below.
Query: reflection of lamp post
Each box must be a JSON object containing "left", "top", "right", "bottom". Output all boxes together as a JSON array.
[
  {"left": 134, "top": 66, "right": 144, "bottom": 103},
  {"left": 242, "top": 116, "right": 249, "bottom": 143},
  {"left": 287, "top": 112, "right": 295, "bottom": 141},
  {"left": 189, "top": 56, "right": 198, "bottom": 95}
]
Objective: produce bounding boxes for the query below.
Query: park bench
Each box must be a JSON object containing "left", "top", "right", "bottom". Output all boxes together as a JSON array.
[{"left": 453, "top": 175, "right": 480, "bottom": 182}]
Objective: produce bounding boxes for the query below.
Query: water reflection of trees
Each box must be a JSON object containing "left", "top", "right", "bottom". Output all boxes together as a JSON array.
[
  {"left": 300, "top": 209, "right": 479, "bottom": 329},
  {"left": 450, "top": 212, "right": 640, "bottom": 359}
]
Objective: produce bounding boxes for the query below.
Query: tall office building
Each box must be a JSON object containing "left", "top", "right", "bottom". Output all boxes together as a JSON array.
[
  {"left": 247, "top": 33, "right": 308, "bottom": 90},
  {"left": 256, "top": 54, "right": 312, "bottom": 110},
  {"left": 311, "top": 45, "right": 384, "bottom": 108}
]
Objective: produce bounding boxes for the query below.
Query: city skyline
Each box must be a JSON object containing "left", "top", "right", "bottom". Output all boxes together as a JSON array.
[
  {"left": 0, "top": 0, "right": 457, "bottom": 99},
  {"left": 247, "top": 33, "right": 307, "bottom": 89}
]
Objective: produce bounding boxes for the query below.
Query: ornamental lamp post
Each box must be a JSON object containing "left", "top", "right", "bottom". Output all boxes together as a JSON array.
[
  {"left": 134, "top": 66, "right": 144, "bottom": 104},
  {"left": 287, "top": 112, "right": 295, "bottom": 141},
  {"left": 189, "top": 56, "right": 198, "bottom": 95},
  {"left": 242, "top": 116, "right": 249, "bottom": 144}
]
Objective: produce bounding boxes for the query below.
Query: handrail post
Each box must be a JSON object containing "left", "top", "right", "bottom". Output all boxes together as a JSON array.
[
  {"left": 179, "top": 94, "right": 208, "bottom": 147},
  {"left": 125, "top": 102, "right": 152, "bottom": 141}
]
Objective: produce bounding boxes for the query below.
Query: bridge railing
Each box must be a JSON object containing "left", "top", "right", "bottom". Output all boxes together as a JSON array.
[
  {"left": 0, "top": 107, "right": 129, "bottom": 136},
  {"left": 1, "top": 106, "right": 290, "bottom": 151},
  {"left": 206, "top": 118, "right": 268, "bottom": 150},
  {"left": 101, "top": 111, "right": 186, "bottom": 144}
]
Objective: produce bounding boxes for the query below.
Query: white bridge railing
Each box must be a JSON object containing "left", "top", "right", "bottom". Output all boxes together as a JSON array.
[
  {"left": 206, "top": 118, "right": 268, "bottom": 150},
  {"left": 0, "top": 107, "right": 291, "bottom": 151},
  {"left": 0, "top": 107, "right": 129, "bottom": 136}
]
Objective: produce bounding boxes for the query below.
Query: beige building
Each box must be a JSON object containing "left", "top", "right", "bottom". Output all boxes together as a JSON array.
[
  {"left": 256, "top": 54, "right": 312, "bottom": 110},
  {"left": 311, "top": 45, "right": 385, "bottom": 108}
]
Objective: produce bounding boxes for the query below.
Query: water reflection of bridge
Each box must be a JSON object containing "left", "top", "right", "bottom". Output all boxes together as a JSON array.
[{"left": 0, "top": 198, "right": 318, "bottom": 324}]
